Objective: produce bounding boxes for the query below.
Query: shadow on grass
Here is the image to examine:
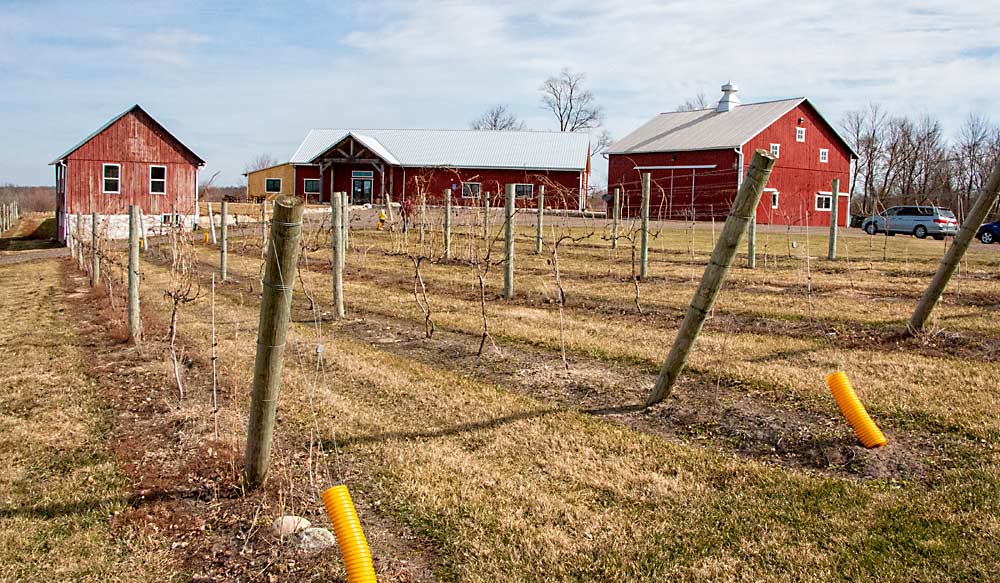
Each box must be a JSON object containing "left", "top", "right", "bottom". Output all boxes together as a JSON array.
[{"left": 0, "top": 217, "right": 60, "bottom": 252}]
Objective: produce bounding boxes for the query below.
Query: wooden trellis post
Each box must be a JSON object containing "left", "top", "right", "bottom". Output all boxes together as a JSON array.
[
  {"left": 747, "top": 216, "right": 757, "bottom": 269},
  {"left": 91, "top": 211, "right": 100, "bottom": 287},
  {"left": 208, "top": 202, "right": 217, "bottom": 245},
  {"left": 482, "top": 195, "right": 490, "bottom": 241},
  {"left": 909, "top": 159, "right": 1000, "bottom": 333},
  {"left": 76, "top": 211, "right": 84, "bottom": 270},
  {"left": 535, "top": 185, "right": 545, "bottom": 255},
  {"left": 245, "top": 195, "right": 305, "bottom": 488},
  {"left": 504, "top": 184, "right": 515, "bottom": 300},
  {"left": 332, "top": 191, "right": 345, "bottom": 318},
  {"left": 127, "top": 205, "right": 141, "bottom": 343},
  {"left": 612, "top": 186, "right": 620, "bottom": 250},
  {"left": 640, "top": 173, "right": 650, "bottom": 279},
  {"left": 342, "top": 194, "right": 350, "bottom": 251},
  {"left": 443, "top": 188, "right": 452, "bottom": 259},
  {"left": 828, "top": 179, "right": 840, "bottom": 260},
  {"left": 646, "top": 150, "right": 777, "bottom": 406},
  {"left": 220, "top": 201, "right": 228, "bottom": 281}
]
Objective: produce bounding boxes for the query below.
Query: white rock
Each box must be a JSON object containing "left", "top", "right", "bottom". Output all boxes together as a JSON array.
[
  {"left": 271, "top": 515, "right": 311, "bottom": 537},
  {"left": 294, "top": 527, "right": 337, "bottom": 552}
]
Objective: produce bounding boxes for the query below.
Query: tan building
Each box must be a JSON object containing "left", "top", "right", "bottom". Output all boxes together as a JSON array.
[{"left": 245, "top": 162, "right": 322, "bottom": 203}]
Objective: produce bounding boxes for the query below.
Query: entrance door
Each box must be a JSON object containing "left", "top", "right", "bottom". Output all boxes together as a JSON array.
[{"left": 352, "top": 179, "right": 373, "bottom": 205}]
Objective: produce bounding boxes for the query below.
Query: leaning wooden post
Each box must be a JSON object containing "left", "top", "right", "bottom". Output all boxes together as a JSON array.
[
  {"left": 611, "top": 186, "right": 620, "bottom": 250},
  {"left": 827, "top": 178, "right": 840, "bottom": 260},
  {"left": 909, "top": 159, "right": 1000, "bottom": 333},
  {"left": 220, "top": 201, "right": 229, "bottom": 281},
  {"left": 443, "top": 188, "right": 452, "bottom": 259},
  {"left": 244, "top": 195, "right": 305, "bottom": 488},
  {"left": 747, "top": 216, "right": 757, "bottom": 269},
  {"left": 91, "top": 211, "right": 100, "bottom": 287},
  {"left": 535, "top": 185, "right": 545, "bottom": 254},
  {"left": 332, "top": 192, "right": 345, "bottom": 318},
  {"left": 646, "top": 150, "right": 777, "bottom": 407},
  {"left": 127, "top": 205, "right": 142, "bottom": 343},
  {"left": 207, "top": 202, "right": 218, "bottom": 245},
  {"left": 639, "top": 173, "right": 650, "bottom": 279},
  {"left": 503, "top": 183, "right": 515, "bottom": 300}
]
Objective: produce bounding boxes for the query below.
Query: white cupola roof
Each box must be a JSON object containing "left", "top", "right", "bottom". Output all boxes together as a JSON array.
[{"left": 716, "top": 81, "right": 740, "bottom": 113}]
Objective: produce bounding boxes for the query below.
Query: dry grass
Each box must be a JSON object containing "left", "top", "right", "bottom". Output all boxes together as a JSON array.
[{"left": 0, "top": 260, "right": 178, "bottom": 582}]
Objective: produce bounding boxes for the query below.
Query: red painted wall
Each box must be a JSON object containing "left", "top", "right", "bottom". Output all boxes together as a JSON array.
[
  {"left": 62, "top": 109, "right": 201, "bottom": 217},
  {"left": 742, "top": 101, "right": 852, "bottom": 227}
]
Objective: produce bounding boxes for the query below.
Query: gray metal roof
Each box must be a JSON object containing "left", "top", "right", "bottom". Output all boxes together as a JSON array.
[
  {"left": 608, "top": 97, "right": 855, "bottom": 157},
  {"left": 290, "top": 128, "right": 591, "bottom": 171}
]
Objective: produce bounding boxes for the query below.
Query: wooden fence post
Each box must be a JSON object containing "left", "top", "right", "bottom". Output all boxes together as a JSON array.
[
  {"left": 747, "top": 216, "right": 757, "bottom": 269},
  {"left": 909, "top": 159, "right": 1000, "bottom": 333},
  {"left": 828, "top": 179, "right": 840, "bottom": 260},
  {"left": 220, "top": 200, "right": 228, "bottom": 281},
  {"left": 504, "top": 183, "right": 515, "bottom": 300},
  {"left": 332, "top": 192, "right": 345, "bottom": 318},
  {"left": 646, "top": 150, "right": 777, "bottom": 406},
  {"left": 640, "top": 173, "right": 650, "bottom": 280},
  {"left": 443, "top": 188, "right": 452, "bottom": 259},
  {"left": 208, "top": 202, "right": 218, "bottom": 245},
  {"left": 91, "top": 211, "right": 100, "bottom": 287},
  {"left": 244, "top": 195, "right": 305, "bottom": 488},
  {"left": 75, "top": 211, "right": 83, "bottom": 270},
  {"left": 482, "top": 195, "right": 490, "bottom": 241},
  {"left": 418, "top": 192, "right": 426, "bottom": 245},
  {"left": 138, "top": 208, "right": 148, "bottom": 253},
  {"left": 535, "top": 185, "right": 545, "bottom": 255},
  {"left": 612, "top": 186, "right": 620, "bottom": 250},
  {"left": 127, "top": 205, "right": 141, "bottom": 343}
]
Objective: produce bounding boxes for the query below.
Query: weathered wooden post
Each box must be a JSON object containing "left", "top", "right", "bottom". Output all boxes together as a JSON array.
[
  {"left": 418, "top": 192, "right": 426, "bottom": 245},
  {"left": 612, "top": 186, "right": 620, "bottom": 250},
  {"left": 828, "top": 178, "right": 840, "bottom": 261},
  {"left": 535, "top": 185, "right": 545, "bottom": 255},
  {"left": 207, "top": 202, "right": 218, "bottom": 245},
  {"left": 244, "top": 195, "right": 305, "bottom": 488},
  {"left": 504, "top": 184, "right": 515, "bottom": 300},
  {"left": 138, "top": 208, "right": 148, "bottom": 253},
  {"left": 646, "top": 150, "right": 777, "bottom": 406},
  {"left": 482, "top": 195, "right": 490, "bottom": 241},
  {"left": 443, "top": 188, "right": 452, "bottom": 259},
  {"left": 640, "top": 173, "right": 650, "bottom": 280},
  {"left": 76, "top": 211, "right": 84, "bottom": 270},
  {"left": 220, "top": 200, "right": 228, "bottom": 281},
  {"left": 91, "top": 211, "right": 100, "bottom": 287},
  {"left": 332, "top": 192, "right": 345, "bottom": 318},
  {"left": 127, "top": 205, "right": 141, "bottom": 343},
  {"left": 909, "top": 159, "right": 1000, "bottom": 333},
  {"left": 747, "top": 216, "right": 757, "bottom": 269}
]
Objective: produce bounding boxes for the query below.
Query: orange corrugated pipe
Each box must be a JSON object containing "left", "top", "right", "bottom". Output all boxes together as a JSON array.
[
  {"left": 321, "top": 485, "right": 378, "bottom": 583},
  {"left": 826, "top": 371, "right": 887, "bottom": 448}
]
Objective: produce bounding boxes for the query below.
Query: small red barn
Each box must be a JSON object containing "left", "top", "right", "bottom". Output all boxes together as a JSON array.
[
  {"left": 607, "top": 83, "right": 857, "bottom": 226},
  {"left": 289, "top": 129, "right": 591, "bottom": 210},
  {"left": 50, "top": 104, "right": 205, "bottom": 241}
]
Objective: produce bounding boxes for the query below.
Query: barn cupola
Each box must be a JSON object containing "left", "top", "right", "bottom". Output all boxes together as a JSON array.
[{"left": 716, "top": 81, "right": 740, "bottom": 113}]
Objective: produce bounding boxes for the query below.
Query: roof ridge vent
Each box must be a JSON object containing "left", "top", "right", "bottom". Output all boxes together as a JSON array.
[{"left": 716, "top": 81, "right": 740, "bottom": 113}]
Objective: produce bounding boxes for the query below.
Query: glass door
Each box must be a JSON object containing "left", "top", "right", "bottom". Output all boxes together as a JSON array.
[{"left": 352, "top": 179, "right": 373, "bottom": 205}]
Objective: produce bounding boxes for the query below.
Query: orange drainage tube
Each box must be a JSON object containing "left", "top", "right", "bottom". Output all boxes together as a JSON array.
[
  {"left": 321, "top": 485, "right": 378, "bottom": 583},
  {"left": 826, "top": 371, "right": 887, "bottom": 448}
]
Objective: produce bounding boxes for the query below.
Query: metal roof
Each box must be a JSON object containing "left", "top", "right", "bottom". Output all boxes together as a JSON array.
[
  {"left": 608, "top": 98, "right": 858, "bottom": 158},
  {"left": 50, "top": 104, "right": 205, "bottom": 166},
  {"left": 290, "top": 128, "right": 591, "bottom": 171}
]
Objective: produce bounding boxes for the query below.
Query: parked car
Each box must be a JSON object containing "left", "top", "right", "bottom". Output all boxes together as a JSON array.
[
  {"left": 977, "top": 220, "right": 1000, "bottom": 244},
  {"left": 861, "top": 206, "right": 958, "bottom": 239},
  {"left": 849, "top": 215, "right": 866, "bottom": 229}
]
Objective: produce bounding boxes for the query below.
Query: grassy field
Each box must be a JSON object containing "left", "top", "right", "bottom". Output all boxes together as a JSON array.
[{"left": 5, "top": 211, "right": 1000, "bottom": 581}]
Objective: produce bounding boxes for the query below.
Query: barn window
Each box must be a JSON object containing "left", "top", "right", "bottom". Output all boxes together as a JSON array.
[
  {"left": 766, "top": 189, "right": 779, "bottom": 209},
  {"left": 514, "top": 184, "right": 534, "bottom": 199},
  {"left": 303, "top": 179, "right": 321, "bottom": 194},
  {"left": 103, "top": 164, "right": 120, "bottom": 194},
  {"left": 265, "top": 178, "right": 282, "bottom": 193},
  {"left": 819, "top": 149, "right": 829, "bottom": 164},
  {"left": 796, "top": 127, "right": 806, "bottom": 142},
  {"left": 815, "top": 192, "right": 833, "bottom": 211},
  {"left": 461, "top": 182, "right": 481, "bottom": 199},
  {"left": 770, "top": 144, "right": 780, "bottom": 158},
  {"left": 150, "top": 165, "right": 166, "bottom": 194}
]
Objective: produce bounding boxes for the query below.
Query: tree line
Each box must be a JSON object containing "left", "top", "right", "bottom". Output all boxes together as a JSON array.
[{"left": 841, "top": 105, "right": 1000, "bottom": 218}]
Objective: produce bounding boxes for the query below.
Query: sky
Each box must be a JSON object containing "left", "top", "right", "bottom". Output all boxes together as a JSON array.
[{"left": 1, "top": 0, "right": 998, "bottom": 187}]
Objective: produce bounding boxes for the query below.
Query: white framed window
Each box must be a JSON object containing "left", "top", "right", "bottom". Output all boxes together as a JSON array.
[
  {"left": 265, "top": 178, "right": 282, "bottom": 193},
  {"left": 815, "top": 192, "right": 833, "bottom": 211},
  {"left": 765, "top": 188, "right": 779, "bottom": 209},
  {"left": 796, "top": 127, "right": 806, "bottom": 142},
  {"left": 462, "top": 182, "right": 481, "bottom": 199},
  {"left": 149, "top": 165, "right": 166, "bottom": 194},
  {"left": 514, "top": 183, "right": 534, "bottom": 199},
  {"left": 161, "top": 213, "right": 181, "bottom": 226},
  {"left": 103, "top": 163, "right": 120, "bottom": 193},
  {"left": 819, "top": 149, "right": 829, "bottom": 164},
  {"left": 303, "top": 178, "right": 321, "bottom": 194},
  {"left": 770, "top": 143, "right": 780, "bottom": 158}
]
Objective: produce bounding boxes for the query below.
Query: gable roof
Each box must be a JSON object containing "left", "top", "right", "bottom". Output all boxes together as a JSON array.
[
  {"left": 50, "top": 104, "right": 205, "bottom": 165},
  {"left": 291, "top": 128, "right": 591, "bottom": 171},
  {"left": 609, "top": 97, "right": 857, "bottom": 158}
]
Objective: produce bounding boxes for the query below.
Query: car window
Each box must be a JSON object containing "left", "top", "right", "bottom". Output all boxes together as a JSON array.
[
  {"left": 898, "top": 208, "right": 918, "bottom": 216},
  {"left": 938, "top": 209, "right": 956, "bottom": 218},
  {"left": 885, "top": 208, "right": 899, "bottom": 216}
]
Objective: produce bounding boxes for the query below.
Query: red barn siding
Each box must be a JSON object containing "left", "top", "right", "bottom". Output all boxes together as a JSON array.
[{"left": 62, "top": 108, "right": 201, "bottom": 217}]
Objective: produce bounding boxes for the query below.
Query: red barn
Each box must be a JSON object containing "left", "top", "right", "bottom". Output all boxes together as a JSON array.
[
  {"left": 289, "top": 129, "right": 591, "bottom": 210},
  {"left": 50, "top": 104, "right": 205, "bottom": 241},
  {"left": 607, "top": 83, "right": 857, "bottom": 226}
]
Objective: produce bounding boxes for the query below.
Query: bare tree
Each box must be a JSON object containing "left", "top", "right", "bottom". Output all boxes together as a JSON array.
[
  {"left": 540, "top": 68, "right": 605, "bottom": 132},
  {"left": 592, "top": 129, "right": 614, "bottom": 156},
  {"left": 243, "top": 153, "right": 279, "bottom": 176},
  {"left": 471, "top": 105, "right": 526, "bottom": 131},
  {"left": 676, "top": 90, "right": 710, "bottom": 111}
]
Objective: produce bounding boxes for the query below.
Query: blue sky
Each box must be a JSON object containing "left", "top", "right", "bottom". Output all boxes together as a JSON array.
[{"left": 2, "top": 0, "right": 998, "bottom": 186}]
